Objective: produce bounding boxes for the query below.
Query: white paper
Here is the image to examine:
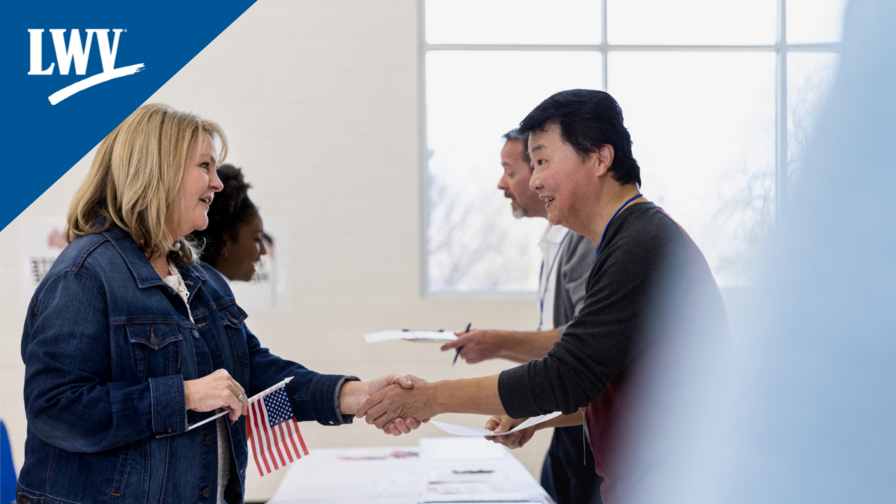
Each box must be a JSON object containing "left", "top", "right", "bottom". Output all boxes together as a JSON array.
[
  {"left": 430, "top": 412, "right": 562, "bottom": 437},
  {"left": 364, "top": 330, "right": 458, "bottom": 343},
  {"left": 428, "top": 470, "right": 496, "bottom": 484}
]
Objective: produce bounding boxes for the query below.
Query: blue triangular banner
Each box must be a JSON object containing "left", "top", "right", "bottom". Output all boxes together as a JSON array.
[{"left": 0, "top": 0, "right": 257, "bottom": 231}]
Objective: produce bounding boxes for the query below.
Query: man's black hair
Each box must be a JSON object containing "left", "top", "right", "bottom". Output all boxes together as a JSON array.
[{"left": 518, "top": 89, "right": 641, "bottom": 187}]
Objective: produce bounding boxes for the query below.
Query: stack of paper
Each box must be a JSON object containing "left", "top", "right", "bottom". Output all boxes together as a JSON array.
[
  {"left": 430, "top": 412, "right": 562, "bottom": 437},
  {"left": 364, "top": 330, "right": 458, "bottom": 343}
]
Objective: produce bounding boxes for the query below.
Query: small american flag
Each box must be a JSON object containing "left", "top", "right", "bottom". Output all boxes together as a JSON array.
[{"left": 247, "top": 387, "right": 309, "bottom": 476}]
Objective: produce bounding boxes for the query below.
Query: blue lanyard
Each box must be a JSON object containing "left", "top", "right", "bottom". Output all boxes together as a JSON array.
[
  {"left": 594, "top": 194, "right": 643, "bottom": 259},
  {"left": 539, "top": 229, "right": 571, "bottom": 330}
]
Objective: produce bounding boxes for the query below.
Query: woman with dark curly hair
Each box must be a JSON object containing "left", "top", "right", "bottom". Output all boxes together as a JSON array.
[{"left": 191, "top": 164, "right": 266, "bottom": 282}]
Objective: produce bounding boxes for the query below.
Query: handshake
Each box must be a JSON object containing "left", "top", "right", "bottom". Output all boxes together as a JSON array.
[{"left": 350, "top": 374, "right": 539, "bottom": 449}]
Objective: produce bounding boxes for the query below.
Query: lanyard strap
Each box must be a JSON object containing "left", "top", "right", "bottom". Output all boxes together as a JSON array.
[
  {"left": 594, "top": 194, "right": 643, "bottom": 259},
  {"left": 539, "top": 230, "right": 571, "bottom": 330}
]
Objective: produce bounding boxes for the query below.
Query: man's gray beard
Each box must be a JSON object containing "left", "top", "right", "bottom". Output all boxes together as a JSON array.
[{"left": 512, "top": 207, "right": 526, "bottom": 219}]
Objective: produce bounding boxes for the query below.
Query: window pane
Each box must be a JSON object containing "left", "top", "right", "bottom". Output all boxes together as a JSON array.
[
  {"left": 788, "top": 52, "right": 840, "bottom": 181},
  {"left": 608, "top": 52, "right": 775, "bottom": 286},
  {"left": 608, "top": 0, "right": 776, "bottom": 45},
  {"left": 426, "top": 51, "right": 602, "bottom": 293},
  {"left": 425, "top": 0, "right": 601, "bottom": 45},
  {"left": 787, "top": 0, "right": 849, "bottom": 44}
]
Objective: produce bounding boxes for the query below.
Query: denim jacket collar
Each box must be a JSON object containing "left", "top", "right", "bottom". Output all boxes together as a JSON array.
[{"left": 101, "top": 227, "right": 208, "bottom": 291}]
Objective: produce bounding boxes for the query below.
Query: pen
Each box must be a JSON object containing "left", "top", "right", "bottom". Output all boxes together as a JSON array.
[{"left": 453, "top": 322, "right": 471, "bottom": 366}]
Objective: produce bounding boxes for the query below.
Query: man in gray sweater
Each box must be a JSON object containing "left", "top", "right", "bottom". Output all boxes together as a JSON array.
[
  {"left": 360, "top": 90, "right": 729, "bottom": 504},
  {"left": 440, "top": 129, "right": 601, "bottom": 504}
]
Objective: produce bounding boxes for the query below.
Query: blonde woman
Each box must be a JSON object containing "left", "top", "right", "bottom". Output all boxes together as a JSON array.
[{"left": 17, "top": 104, "right": 420, "bottom": 504}]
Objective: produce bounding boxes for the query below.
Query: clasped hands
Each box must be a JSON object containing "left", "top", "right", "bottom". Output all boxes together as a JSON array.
[
  {"left": 356, "top": 374, "right": 437, "bottom": 434},
  {"left": 355, "top": 375, "right": 538, "bottom": 448}
]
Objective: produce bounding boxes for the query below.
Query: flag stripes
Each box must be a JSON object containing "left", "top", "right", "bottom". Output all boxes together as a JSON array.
[{"left": 246, "top": 389, "right": 309, "bottom": 477}]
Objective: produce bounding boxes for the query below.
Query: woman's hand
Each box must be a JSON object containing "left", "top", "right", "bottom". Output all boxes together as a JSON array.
[
  {"left": 483, "top": 415, "right": 536, "bottom": 449},
  {"left": 184, "top": 369, "right": 248, "bottom": 422}
]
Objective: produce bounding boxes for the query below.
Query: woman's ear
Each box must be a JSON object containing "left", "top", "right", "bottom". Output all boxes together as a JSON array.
[{"left": 220, "top": 236, "right": 231, "bottom": 259}]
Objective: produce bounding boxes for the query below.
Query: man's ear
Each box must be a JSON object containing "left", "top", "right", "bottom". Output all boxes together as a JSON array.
[{"left": 591, "top": 144, "right": 615, "bottom": 178}]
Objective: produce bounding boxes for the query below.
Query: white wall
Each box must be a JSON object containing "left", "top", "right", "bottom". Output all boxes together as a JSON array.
[{"left": 0, "top": 1, "right": 554, "bottom": 500}]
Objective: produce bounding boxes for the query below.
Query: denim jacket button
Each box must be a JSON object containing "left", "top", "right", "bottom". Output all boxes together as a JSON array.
[
  {"left": 204, "top": 434, "right": 213, "bottom": 445},
  {"left": 192, "top": 330, "right": 200, "bottom": 339},
  {"left": 202, "top": 487, "right": 211, "bottom": 498}
]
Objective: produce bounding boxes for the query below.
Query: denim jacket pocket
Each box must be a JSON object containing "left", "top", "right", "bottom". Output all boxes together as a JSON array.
[
  {"left": 126, "top": 323, "right": 183, "bottom": 382},
  {"left": 219, "top": 304, "right": 248, "bottom": 332},
  {"left": 218, "top": 303, "right": 250, "bottom": 388}
]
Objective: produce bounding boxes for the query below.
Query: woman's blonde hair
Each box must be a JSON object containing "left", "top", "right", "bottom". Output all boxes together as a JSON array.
[{"left": 66, "top": 103, "right": 228, "bottom": 265}]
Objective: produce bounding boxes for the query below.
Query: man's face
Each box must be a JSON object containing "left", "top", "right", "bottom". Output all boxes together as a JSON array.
[
  {"left": 528, "top": 123, "right": 595, "bottom": 229},
  {"left": 496, "top": 139, "right": 545, "bottom": 219}
]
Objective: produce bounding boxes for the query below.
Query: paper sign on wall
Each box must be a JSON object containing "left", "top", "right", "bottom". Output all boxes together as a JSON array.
[{"left": 20, "top": 218, "right": 68, "bottom": 298}]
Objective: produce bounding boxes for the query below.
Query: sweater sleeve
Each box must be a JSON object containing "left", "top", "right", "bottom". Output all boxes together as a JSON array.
[{"left": 499, "top": 211, "right": 688, "bottom": 418}]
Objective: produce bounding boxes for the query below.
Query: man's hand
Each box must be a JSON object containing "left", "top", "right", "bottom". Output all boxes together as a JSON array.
[
  {"left": 340, "top": 375, "right": 425, "bottom": 435},
  {"left": 357, "top": 375, "right": 436, "bottom": 431},
  {"left": 363, "top": 375, "right": 427, "bottom": 435},
  {"left": 484, "top": 415, "right": 537, "bottom": 449},
  {"left": 441, "top": 329, "right": 508, "bottom": 364}
]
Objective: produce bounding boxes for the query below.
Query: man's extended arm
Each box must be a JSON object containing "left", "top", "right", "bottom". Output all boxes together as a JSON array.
[
  {"left": 440, "top": 328, "right": 559, "bottom": 364},
  {"left": 440, "top": 235, "right": 594, "bottom": 365},
  {"left": 358, "top": 375, "right": 505, "bottom": 429}
]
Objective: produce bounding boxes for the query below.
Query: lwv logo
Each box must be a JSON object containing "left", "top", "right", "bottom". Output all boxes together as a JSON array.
[{"left": 28, "top": 29, "right": 144, "bottom": 105}]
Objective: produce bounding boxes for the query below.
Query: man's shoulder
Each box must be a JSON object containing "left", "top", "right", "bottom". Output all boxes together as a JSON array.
[
  {"left": 618, "top": 203, "right": 682, "bottom": 244},
  {"left": 595, "top": 203, "right": 688, "bottom": 279}
]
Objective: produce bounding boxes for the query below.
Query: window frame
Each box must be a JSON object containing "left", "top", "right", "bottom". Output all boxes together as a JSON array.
[{"left": 417, "top": 0, "right": 840, "bottom": 298}]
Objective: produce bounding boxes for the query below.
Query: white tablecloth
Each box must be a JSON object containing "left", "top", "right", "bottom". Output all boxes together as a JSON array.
[{"left": 267, "top": 438, "right": 555, "bottom": 504}]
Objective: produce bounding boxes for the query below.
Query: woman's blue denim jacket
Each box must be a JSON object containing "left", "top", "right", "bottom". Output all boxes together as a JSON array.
[{"left": 17, "top": 228, "right": 356, "bottom": 504}]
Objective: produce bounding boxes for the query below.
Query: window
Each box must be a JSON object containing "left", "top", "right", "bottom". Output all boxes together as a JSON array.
[{"left": 422, "top": 0, "right": 846, "bottom": 294}]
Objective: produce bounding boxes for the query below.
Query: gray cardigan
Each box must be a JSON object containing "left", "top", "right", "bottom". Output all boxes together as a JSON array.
[{"left": 553, "top": 231, "right": 594, "bottom": 337}]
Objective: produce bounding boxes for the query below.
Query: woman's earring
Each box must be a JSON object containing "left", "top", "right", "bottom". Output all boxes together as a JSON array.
[{"left": 222, "top": 249, "right": 229, "bottom": 258}]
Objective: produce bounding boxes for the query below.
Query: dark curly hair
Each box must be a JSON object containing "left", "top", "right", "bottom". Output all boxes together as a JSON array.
[{"left": 190, "top": 164, "right": 258, "bottom": 264}]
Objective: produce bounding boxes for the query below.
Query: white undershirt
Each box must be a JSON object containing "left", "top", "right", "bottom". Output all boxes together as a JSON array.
[
  {"left": 163, "top": 264, "right": 230, "bottom": 504},
  {"left": 537, "top": 224, "right": 570, "bottom": 331}
]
